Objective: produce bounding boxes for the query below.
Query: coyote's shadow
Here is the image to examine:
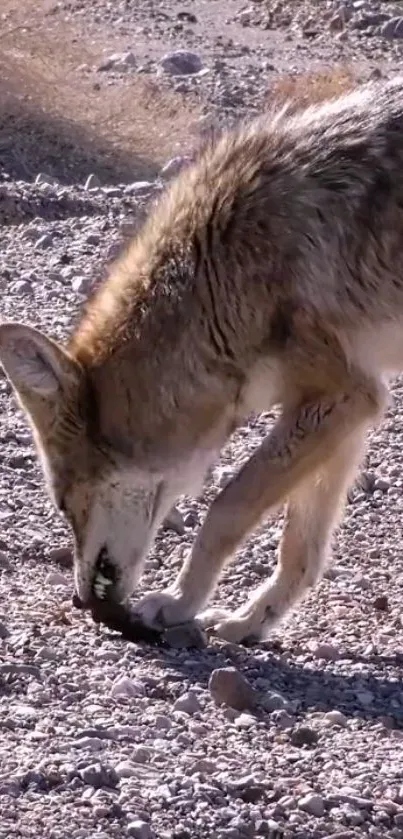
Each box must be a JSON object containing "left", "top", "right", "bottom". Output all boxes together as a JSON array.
[{"left": 124, "top": 635, "right": 403, "bottom": 727}]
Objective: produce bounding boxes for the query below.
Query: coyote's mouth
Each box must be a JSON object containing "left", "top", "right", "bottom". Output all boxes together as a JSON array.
[{"left": 92, "top": 548, "right": 118, "bottom": 601}]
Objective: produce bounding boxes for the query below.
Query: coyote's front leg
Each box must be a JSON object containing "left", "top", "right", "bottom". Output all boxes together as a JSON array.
[
  {"left": 134, "top": 374, "right": 385, "bottom": 641},
  {"left": 202, "top": 429, "right": 366, "bottom": 644}
]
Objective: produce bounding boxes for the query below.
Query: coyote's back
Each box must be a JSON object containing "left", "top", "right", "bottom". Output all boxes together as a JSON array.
[{"left": 68, "top": 75, "right": 403, "bottom": 393}]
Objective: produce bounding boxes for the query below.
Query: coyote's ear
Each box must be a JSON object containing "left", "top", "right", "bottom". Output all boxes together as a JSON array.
[{"left": 0, "top": 322, "right": 82, "bottom": 429}]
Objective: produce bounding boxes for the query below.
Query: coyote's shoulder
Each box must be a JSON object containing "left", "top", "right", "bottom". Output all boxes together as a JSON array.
[{"left": 1, "top": 75, "right": 403, "bottom": 645}]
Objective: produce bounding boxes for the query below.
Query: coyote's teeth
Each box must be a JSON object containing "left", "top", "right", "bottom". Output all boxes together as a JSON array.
[
  {"left": 93, "top": 581, "right": 106, "bottom": 600},
  {"left": 93, "top": 571, "right": 115, "bottom": 600},
  {"left": 95, "top": 572, "right": 113, "bottom": 587}
]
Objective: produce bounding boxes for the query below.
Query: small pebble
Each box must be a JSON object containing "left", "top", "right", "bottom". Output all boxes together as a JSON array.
[
  {"left": 374, "top": 477, "right": 390, "bottom": 491},
  {"left": 154, "top": 715, "right": 172, "bottom": 731},
  {"left": 290, "top": 725, "right": 319, "bottom": 747},
  {"left": 99, "top": 51, "right": 137, "bottom": 71},
  {"left": 35, "top": 172, "right": 57, "bottom": 186},
  {"left": 173, "top": 692, "right": 201, "bottom": 715},
  {"left": 381, "top": 17, "right": 403, "bottom": 40},
  {"left": 184, "top": 511, "right": 199, "bottom": 527},
  {"left": 373, "top": 594, "right": 389, "bottom": 611},
  {"left": 10, "top": 280, "right": 32, "bottom": 295},
  {"left": 72, "top": 276, "right": 92, "bottom": 295},
  {"left": 84, "top": 173, "right": 101, "bottom": 190},
  {"left": 132, "top": 747, "right": 151, "bottom": 764},
  {"left": 127, "top": 821, "right": 154, "bottom": 839},
  {"left": 356, "top": 690, "right": 374, "bottom": 707},
  {"left": 79, "top": 763, "right": 118, "bottom": 788},
  {"left": 270, "top": 709, "right": 295, "bottom": 730},
  {"left": 161, "top": 506, "right": 185, "bottom": 534},
  {"left": 46, "top": 571, "right": 69, "bottom": 587},
  {"left": 0, "top": 551, "right": 11, "bottom": 571},
  {"left": 323, "top": 710, "right": 348, "bottom": 728},
  {"left": 234, "top": 712, "right": 256, "bottom": 729},
  {"left": 73, "top": 738, "right": 105, "bottom": 752},
  {"left": 34, "top": 233, "right": 53, "bottom": 249},
  {"left": 48, "top": 546, "right": 73, "bottom": 567},
  {"left": 110, "top": 676, "right": 145, "bottom": 699},
  {"left": 310, "top": 642, "right": 339, "bottom": 661},
  {"left": 0, "top": 620, "right": 10, "bottom": 639},
  {"left": 208, "top": 667, "right": 256, "bottom": 711},
  {"left": 261, "top": 691, "right": 290, "bottom": 712},
  {"left": 188, "top": 758, "right": 217, "bottom": 775},
  {"left": 124, "top": 180, "right": 156, "bottom": 195}
]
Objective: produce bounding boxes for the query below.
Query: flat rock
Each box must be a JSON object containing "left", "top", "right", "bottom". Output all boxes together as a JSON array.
[
  {"left": 114, "top": 760, "right": 139, "bottom": 779},
  {"left": 298, "top": 793, "right": 326, "bottom": 817}
]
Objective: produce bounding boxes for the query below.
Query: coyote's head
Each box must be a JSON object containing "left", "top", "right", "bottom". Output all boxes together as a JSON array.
[{"left": 0, "top": 323, "right": 176, "bottom": 607}]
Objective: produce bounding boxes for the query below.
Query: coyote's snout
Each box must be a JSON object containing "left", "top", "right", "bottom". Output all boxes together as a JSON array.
[{"left": 3, "top": 75, "right": 403, "bottom": 644}]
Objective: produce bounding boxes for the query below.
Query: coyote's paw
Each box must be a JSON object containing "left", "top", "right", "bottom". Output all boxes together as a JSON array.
[
  {"left": 214, "top": 615, "right": 261, "bottom": 645},
  {"left": 132, "top": 589, "right": 194, "bottom": 631},
  {"left": 197, "top": 605, "right": 263, "bottom": 644},
  {"left": 196, "top": 606, "right": 233, "bottom": 630},
  {"left": 209, "top": 606, "right": 273, "bottom": 646}
]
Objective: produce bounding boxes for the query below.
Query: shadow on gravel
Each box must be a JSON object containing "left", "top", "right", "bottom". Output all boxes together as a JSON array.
[
  {"left": 0, "top": 96, "right": 159, "bottom": 185},
  {"left": 125, "top": 639, "right": 403, "bottom": 728}
]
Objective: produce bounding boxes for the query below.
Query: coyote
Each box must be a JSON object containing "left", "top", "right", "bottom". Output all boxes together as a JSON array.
[{"left": 2, "top": 76, "right": 403, "bottom": 644}]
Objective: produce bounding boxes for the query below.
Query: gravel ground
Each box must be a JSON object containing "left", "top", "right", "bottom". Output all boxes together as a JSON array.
[{"left": 2, "top": 2, "right": 403, "bottom": 838}]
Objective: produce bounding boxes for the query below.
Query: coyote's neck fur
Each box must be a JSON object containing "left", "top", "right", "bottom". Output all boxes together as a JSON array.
[{"left": 68, "top": 172, "right": 259, "bottom": 459}]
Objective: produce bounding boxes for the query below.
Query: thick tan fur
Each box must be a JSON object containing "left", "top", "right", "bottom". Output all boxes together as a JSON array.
[{"left": 2, "top": 75, "right": 403, "bottom": 643}]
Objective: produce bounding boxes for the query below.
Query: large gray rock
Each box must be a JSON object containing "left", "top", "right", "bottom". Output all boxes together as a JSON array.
[{"left": 160, "top": 50, "right": 203, "bottom": 76}]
